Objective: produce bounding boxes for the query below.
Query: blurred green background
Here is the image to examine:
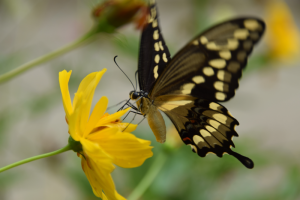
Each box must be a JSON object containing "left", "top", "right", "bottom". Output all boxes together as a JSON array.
[{"left": 0, "top": 0, "right": 300, "bottom": 199}]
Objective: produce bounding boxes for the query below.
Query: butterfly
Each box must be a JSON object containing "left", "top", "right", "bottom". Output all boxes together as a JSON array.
[{"left": 126, "top": 0, "right": 265, "bottom": 169}]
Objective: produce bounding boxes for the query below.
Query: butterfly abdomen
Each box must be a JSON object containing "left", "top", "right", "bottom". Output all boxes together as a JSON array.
[{"left": 139, "top": 97, "right": 166, "bottom": 143}]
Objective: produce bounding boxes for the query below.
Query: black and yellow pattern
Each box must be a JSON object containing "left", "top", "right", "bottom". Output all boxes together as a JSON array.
[{"left": 129, "top": 0, "right": 265, "bottom": 169}]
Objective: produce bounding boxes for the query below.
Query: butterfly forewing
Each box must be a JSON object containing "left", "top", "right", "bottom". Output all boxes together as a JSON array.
[
  {"left": 151, "top": 18, "right": 265, "bottom": 102},
  {"left": 138, "top": 1, "right": 171, "bottom": 92}
]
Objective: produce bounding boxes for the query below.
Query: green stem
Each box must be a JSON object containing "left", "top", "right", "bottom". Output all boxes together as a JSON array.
[
  {"left": 0, "top": 28, "right": 98, "bottom": 84},
  {"left": 0, "top": 144, "right": 71, "bottom": 173},
  {"left": 127, "top": 152, "right": 167, "bottom": 200}
]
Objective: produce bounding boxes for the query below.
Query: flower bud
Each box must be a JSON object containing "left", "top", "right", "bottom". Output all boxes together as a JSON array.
[{"left": 92, "top": 0, "right": 147, "bottom": 33}]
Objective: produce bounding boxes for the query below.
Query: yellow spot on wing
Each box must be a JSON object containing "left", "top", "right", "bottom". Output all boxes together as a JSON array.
[
  {"left": 227, "top": 39, "right": 239, "bottom": 50},
  {"left": 149, "top": 0, "right": 155, "bottom": 5},
  {"left": 234, "top": 29, "right": 249, "bottom": 40},
  {"left": 181, "top": 83, "right": 195, "bottom": 94},
  {"left": 154, "top": 42, "right": 159, "bottom": 51},
  {"left": 203, "top": 67, "right": 214, "bottom": 76},
  {"left": 155, "top": 54, "right": 160, "bottom": 63},
  {"left": 200, "top": 129, "right": 211, "bottom": 137},
  {"left": 209, "top": 102, "right": 221, "bottom": 111},
  {"left": 219, "top": 50, "right": 231, "bottom": 60},
  {"left": 205, "top": 125, "right": 228, "bottom": 142},
  {"left": 217, "top": 70, "right": 232, "bottom": 82},
  {"left": 192, "top": 40, "right": 199, "bottom": 45},
  {"left": 159, "top": 41, "right": 164, "bottom": 50},
  {"left": 206, "top": 42, "right": 221, "bottom": 50},
  {"left": 159, "top": 100, "right": 193, "bottom": 111},
  {"left": 153, "top": 65, "right": 159, "bottom": 79},
  {"left": 200, "top": 36, "right": 208, "bottom": 44},
  {"left": 152, "top": 19, "right": 158, "bottom": 28},
  {"left": 215, "top": 92, "right": 226, "bottom": 100},
  {"left": 212, "top": 113, "right": 229, "bottom": 124},
  {"left": 153, "top": 30, "right": 159, "bottom": 40},
  {"left": 192, "top": 76, "right": 205, "bottom": 84},
  {"left": 209, "top": 59, "right": 226, "bottom": 69},
  {"left": 151, "top": 8, "right": 157, "bottom": 19},
  {"left": 244, "top": 19, "right": 262, "bottom": 31},
  {"left": 193, "top": 135, "right": 205, "bottom": 144},
  {"left": 214, "top": 81, "right": 229, "bottom": 92},
  {"left": 162, "top": 53, "right": 168, "bottom": 63},
  {"left": 207, "top": 119, "right": 221, "bottom": 129}
]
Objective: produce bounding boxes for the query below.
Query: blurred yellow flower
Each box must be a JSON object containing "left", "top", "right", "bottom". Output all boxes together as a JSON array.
[
  {"left": 59, "top": 69, "right": 153, "bottom": 200},
  {"left": 265, "top": 0, "right": 300, "bottom": 62}
]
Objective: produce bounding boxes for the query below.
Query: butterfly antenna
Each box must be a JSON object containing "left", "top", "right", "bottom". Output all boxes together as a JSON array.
[
  {"left": 107, "top": 99, "right": 128, "bottom": 111},
  {"left": 114, "top": 56, "right": 136, "bottom": 91},
  {"left": 135, "top": 70, "right": 139, "bottom": 90}
]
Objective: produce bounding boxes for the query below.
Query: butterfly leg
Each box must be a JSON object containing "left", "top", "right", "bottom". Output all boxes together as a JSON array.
[
  {"left": 118, "top": 98, "right": 132, "bottom": 111},
  {"left": 123, "top": 110, "right": 143, "bottom": 121},
  {"left": 122, "top": 103, "right": 144, "bottom": 131}
]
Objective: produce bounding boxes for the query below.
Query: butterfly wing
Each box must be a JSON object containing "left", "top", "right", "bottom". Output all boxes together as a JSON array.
[
  {"left": 151, "top": 18, "right": 265, "bottom": 102},
  {"left": 137, "top": 1, "right": 171, "bottom": 92},
  {"left": 155, "top": 97, "right": 253, "bottom": 168},
  {"left": 150, "top": 18, "right": 265, "bottom": 168}
]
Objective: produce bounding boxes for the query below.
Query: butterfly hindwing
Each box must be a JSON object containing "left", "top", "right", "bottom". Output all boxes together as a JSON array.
[
  {"left": 150, "top": 18, "right": 265, "bottom": 102},
  {"left": 138, "top": 0, "right": 171, "bottom": 92},
  {"left": 155, "top": 98, "right": 253, "bottom": 168}
]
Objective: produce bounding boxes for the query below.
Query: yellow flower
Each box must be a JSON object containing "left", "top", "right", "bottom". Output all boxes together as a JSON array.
[
  {"left": 265, "top": 0, "right": 300, "bottom": 62},
  {"left": 59, "top": 69, "right": 153, "bottom": 200}
]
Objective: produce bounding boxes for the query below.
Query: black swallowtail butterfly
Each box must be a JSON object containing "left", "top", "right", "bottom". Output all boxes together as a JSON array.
[{"left": 127, "top": 0, "right": 265, "bottom": 169}]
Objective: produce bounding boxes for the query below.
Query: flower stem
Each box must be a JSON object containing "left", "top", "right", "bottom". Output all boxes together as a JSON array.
[
  {"left": 0, "top": 28, "right": 98, "bottom": 84},
  {"left": 127, "top": 152, "right": 167, "bottom": 200},
  {"left": 0, "top": 144, "right": 72, "bottom": 173}
]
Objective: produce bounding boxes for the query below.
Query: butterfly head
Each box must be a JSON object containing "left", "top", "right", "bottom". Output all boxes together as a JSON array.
[
  {"left": 129, "top": 90, "right": 148, "bottom": 100},
  {"left": 129, "top": 91, "right": 139, "bottom": 100}
]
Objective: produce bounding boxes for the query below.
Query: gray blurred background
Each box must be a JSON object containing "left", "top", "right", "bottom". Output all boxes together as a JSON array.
[{"left": 0, "top": 0, "right": 300, "bottom": 199}]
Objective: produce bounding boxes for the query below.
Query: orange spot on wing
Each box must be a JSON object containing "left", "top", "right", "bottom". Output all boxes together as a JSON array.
[
  {"left": 183, "top": 137, "right": 192, "bottom": 142},
  {"left": 190, "top": 119, "right": 196, "bottom": 124}
]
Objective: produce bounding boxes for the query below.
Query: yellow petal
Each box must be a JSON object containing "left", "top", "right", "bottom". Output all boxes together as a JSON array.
[
  {"left": 68, "top": 92, "right": 84, "bottom": 141},
  {"left": 84, "top": 96, "right": 109, "bottom": 138},
  {"left": 59, "top": 70, "right": 73, "bottom": 117},
  {"left": 81, "top": 157, "right": 118, "bottom": 199},
  {"left": 75, "top": 70, "right": 107, "bottom": 132},
  {"left": 81, "top": 138, "right": 124, "bottom": 199},
  {"left": 115, "top": 123, "right": 137, "bottom": 132},
  {"left": 73, "top": 69, "right": 106, "bottom": 108},
  {"left": 81, "top": 138, "right": 114, "bottom": 172},
  {"left": 87, "top": 127, "right": 119, "bottom": 141},
  {"left": 101, "top": 192, "right": 126, "bottom": 200},
  {"left": 94, "top": 131, "right": 153, "bottom": 168},
  {"left": 97, "top": 108, "right": 131, "bottom": 126}
]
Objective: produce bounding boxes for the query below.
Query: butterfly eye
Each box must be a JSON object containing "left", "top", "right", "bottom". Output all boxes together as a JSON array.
[{"left": 129, "top": 91, "right": 139, "bottom": 100}]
